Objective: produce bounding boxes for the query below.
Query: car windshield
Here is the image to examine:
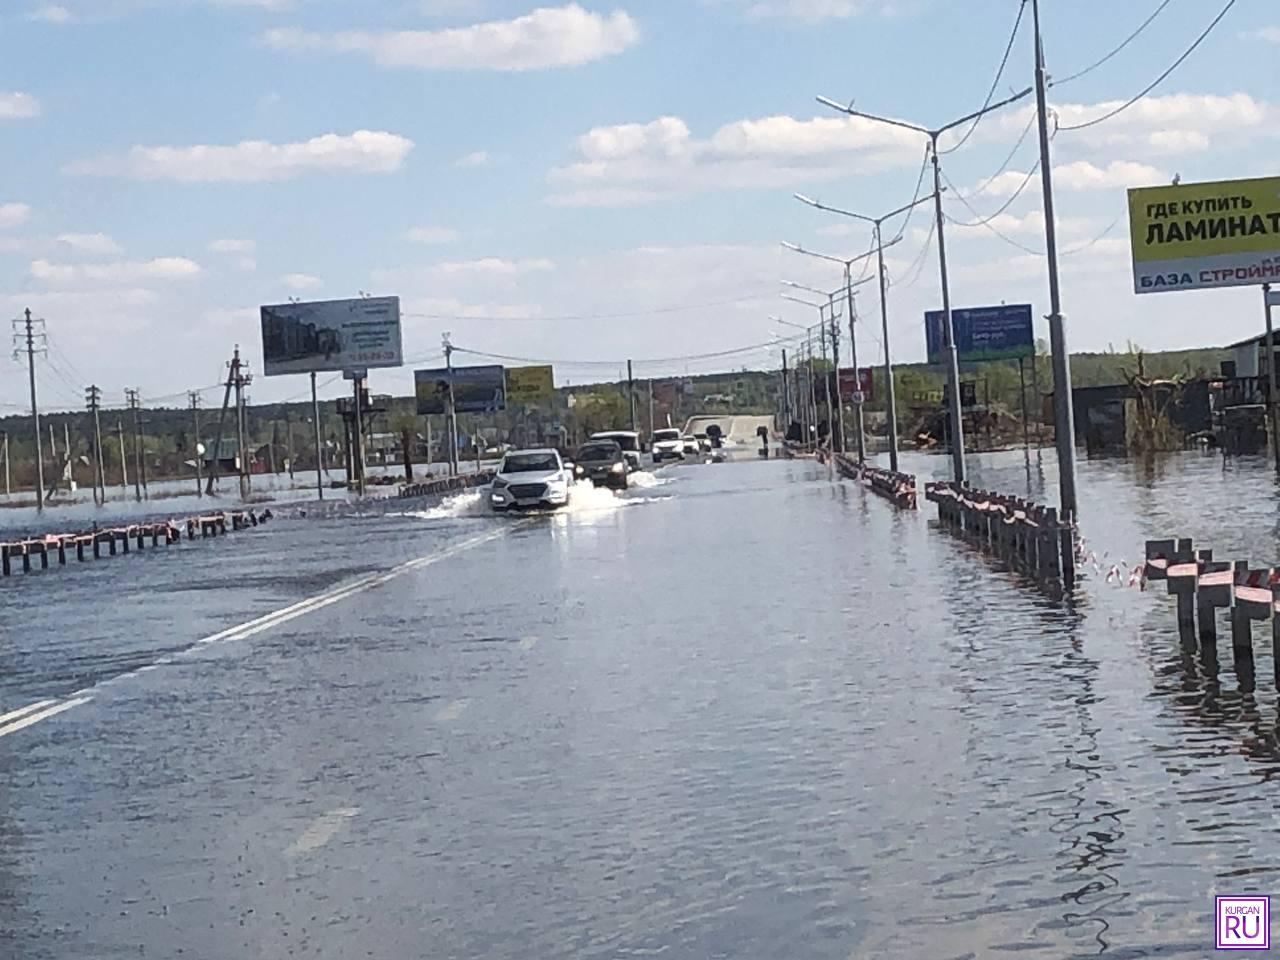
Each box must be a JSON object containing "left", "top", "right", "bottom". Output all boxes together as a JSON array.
[
  {"left": 654, "top": 430, "right": 680, "bottom": 441},
  {"left": 593, "top": 433, "right": 639, "bottom": 451},
  {"left": 501, "top": 453, "right": 560, "bottom": 473},
  {"left": 577, "top": 443, "right": 620, "bottom": 462}
]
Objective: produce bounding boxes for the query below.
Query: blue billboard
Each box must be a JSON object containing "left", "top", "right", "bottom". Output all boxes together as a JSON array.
[{"left": 924, "top": 303, "right": 1034, "bottom": 364}]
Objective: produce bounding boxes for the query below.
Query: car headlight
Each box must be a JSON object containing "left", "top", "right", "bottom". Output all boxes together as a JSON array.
[
  {"left": 575, "top": 465, "right": 585, "bottom": 476},
  {"left": 611, "top": 462, "right": 625, "bottom": 473}
]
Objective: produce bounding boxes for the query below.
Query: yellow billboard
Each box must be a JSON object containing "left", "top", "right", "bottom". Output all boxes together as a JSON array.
[
  {"left": 505, "top": 365, "right": 555, "bottom": 404},
  {"left": 1128, "top": 176, "right": 1280, "bottom": 294}
]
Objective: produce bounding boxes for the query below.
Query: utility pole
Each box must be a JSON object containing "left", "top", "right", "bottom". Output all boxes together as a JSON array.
[
  {"left": 842, "top": 265, "right": 866, "bottom": 462},
  {"left": 116, "top": 419, "right": 128, "bottom": 490},
  {"left": 206, "top": 346, "right": 238, "bottom": 495},
  {"left": 86, "top": 385, "right": 106, "bottom": 505},
  {"left": 189, "top": 391, "right": 203, "bottom": 497},
  {"left": 1, "top": 431, "right": 9, "bottom": 498},
  {"left": 627, "top": 360, "right": 637, "bottom": 433},
  {"left": 1032, "top": 0, "right": 1079, "bottom": 518},
  {"left": 443, "top": 333, "right": 459, "bottom": 476},
  {"left": 647, "top": 379, "right": 655, "bottom": 437},
  {"left": 781, "top": 349, "right": 791, "bottom": 429},
  {"left": 827, "top": 292, "right": 846, "bottom": 455},
  {"left": 311, "top": 371, "right": 324, "bottom": 500},
  {"left": 13, "top": 308, "right": 46, "bottom": 512},
  {"left": 125, "top": 388, "right": 143, "bottom": 502},
  {"left": 233, "top": 351, "right": 252, "bottom": 499},
  {"left": 1266, "top": 283, "right": 1279, "bottom": 472},
  {"left": 351, "top": 376, "right": 365, "bottom": 496},
  {"left": 285, "top": 412, "right": 295, "bottom": 479}
]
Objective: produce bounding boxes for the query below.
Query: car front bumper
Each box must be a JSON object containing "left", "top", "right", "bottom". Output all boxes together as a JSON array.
[{"left": 491, "top": 487, "right": 570, "bottom": 510}]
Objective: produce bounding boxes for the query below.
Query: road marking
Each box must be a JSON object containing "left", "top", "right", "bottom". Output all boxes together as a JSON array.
[
  {"left": 285, "top": 806, "right": 359, "bottom": 857},
  {"left": 435, "top": 698, "right": 470, "bottom": 722},
  {"left": 518, "top": 637, "right": 538, "bottom": 651},
  {"left": 2, "top": 525, "right": 519, "bottom": 741},
  {"left": 0, "top": 698, "right": 92, "bottom": 740},
  {"left": 0, "top": 700, "right": 57, "bottom": 727}
]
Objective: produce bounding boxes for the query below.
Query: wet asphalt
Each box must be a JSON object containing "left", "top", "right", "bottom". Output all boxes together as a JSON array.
[{"left": 1, "top": 452, "right": 1280, "bottom": 958}]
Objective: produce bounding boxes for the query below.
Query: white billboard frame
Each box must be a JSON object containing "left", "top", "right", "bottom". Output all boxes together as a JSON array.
[{"left": 261, "top": 296, "right": 403, "bottom": 377}]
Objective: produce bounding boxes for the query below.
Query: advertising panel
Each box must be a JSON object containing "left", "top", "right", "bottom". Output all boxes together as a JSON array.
[
  {"left": 924, "top": 304, "right": 1033, "bottom": 364},
  {"left": 1128, "top": 176, "right": 1280, "bottom": 294},
  {"left": 504, "top": 365, "right": 555, "bottom": 404},
  {"left": 415, "top": 365, "right": 506, "bottom": 415},
  {"left": 837, "top": 367, "right": 874, "bottom": 402},
  {"left": 261, "top": 297, "right": 402, "bottom": 376}
]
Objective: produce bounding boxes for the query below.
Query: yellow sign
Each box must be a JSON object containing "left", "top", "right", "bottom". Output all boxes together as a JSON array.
[
  {"left": 1128, "top": 176, "right": 1280, "bottom": 294},
  {"left": 505, "top": 365, "right": 555, "bottom": 404}
]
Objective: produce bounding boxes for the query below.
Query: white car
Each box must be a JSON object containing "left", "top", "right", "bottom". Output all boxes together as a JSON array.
[
  {"left": 651, "top": 428, "right": 685, "bottom": 463},
  {"left": 490, "top": 448, "right": 572, "bottom": 512},
  {"left": 681, "top": 435, "right": 703, "bottom": 457}
]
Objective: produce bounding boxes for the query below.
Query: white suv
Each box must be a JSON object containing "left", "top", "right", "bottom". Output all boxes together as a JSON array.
[
  {"left": 651, "top": 428, "right": 685, "bottom": 463},
  {"left": 490, "top": 448, "right": 572, "bottom": 512}
]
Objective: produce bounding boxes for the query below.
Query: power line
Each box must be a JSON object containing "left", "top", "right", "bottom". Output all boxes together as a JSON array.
[
  {"left": 1057, "top": 0, "right": 1238, "bottom": 131},
  {"left": 895, "top": 218, "right": 937, "bottom": 290},
  {"left": 939, "top": 169, "right": 1043, "bottom": 254},
  {"left": 966, "top": 111, "right": 1038, "bottom": 198},
  {"left": 1053, "top": 0, "right": 1176, "bottom": 86},
  {"left": 943, "top": 161, "right": 1042, "bottom": 227},
  {"left": 940, "top": 0, "right": 1029, "bottom": 154},
  {"left": 402, "top": 290, "right": 772, "bottom": 324},
  {"left": 453, "top": 330, "right": 810, "bottom": 370},
  {"left": 1061, "top": 214, "right": 1123, "bottom": 256},
  {"left": 887, "top": 145, "right": 934, "bottom": 244}
]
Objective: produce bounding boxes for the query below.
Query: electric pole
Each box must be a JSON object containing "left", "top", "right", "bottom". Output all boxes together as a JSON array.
[
  {"left": 125, "top": 388, "right": 144, "bottom": 502},
  {"left": 12, "top": 308, "right": 46, "bottom": 512},
  {"left": 285, "top": 412, "right": 295, "bottom": 479},
  {"left": 86, "top": 385, "right": 106, "bottom": 505},
  {"left": 310, "top": 370, "right": 324, "bottom": 501},
  {"left": 443, "top": 333, "right": 459, "bottom": 476},
  {"left": 627, "top": 360, "right": 637, "bottom": 433},
  {"left": 116, "top": 419, "right": 128, "bottom": 490},
  {"left": 1, "top": 431, "right": 9, "bottom": 498},
  {"left": 189, "top": 391, "right": 203, "bottom": 497},
  {"left": 233, "top": 349, "right": 252, "bottom": 499},
  {"left": 205, "top": 346, "right": 239, "bottom": 495}
]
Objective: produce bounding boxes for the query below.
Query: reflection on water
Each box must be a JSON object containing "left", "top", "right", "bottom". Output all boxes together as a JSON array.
[{"left": 2, "top": 449, "right": 1280, "bottom": 958}]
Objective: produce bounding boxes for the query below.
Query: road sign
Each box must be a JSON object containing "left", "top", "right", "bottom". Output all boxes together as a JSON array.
[
  {"left": 1128, "top": 176, "right": 1280, "bottom": 294},
  {"left": 261, "top": 297, "right": 402, "bottom": 376},
  {"left": 924, "top": 303, "right": 1033, "bottom": 364},
  {"left": 837, "top": 367, "right": 874, "bottom": 401}
]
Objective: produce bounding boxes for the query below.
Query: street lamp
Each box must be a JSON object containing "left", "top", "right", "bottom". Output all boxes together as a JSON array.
[
  {"left": 782, "top": 292, "right": 840, "bottom": 460},
  {"left": 816, "top": 85, "right": 1033, "bottom": 483},
  {"left": 794, "top": 194, "right": 928, "bottom": 471},
  {"left": 783, "top": 241, "right": 889, "bottom": 462}
]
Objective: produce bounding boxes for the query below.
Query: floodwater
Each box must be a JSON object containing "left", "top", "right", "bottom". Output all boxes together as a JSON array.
[{"left": 1, "top": 448, "right": 1279, "bottom": 958}]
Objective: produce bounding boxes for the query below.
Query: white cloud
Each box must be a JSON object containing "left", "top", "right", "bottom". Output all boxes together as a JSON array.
[
  {"left": 202, "top": 306, "right": 261, "bottom": 327},
  {"left": 1246, "top": 26, "right": 1280, "bottom": 43},
  {"left": 549, "top": 113, "right": 921, "bottom": 206},
  {"left": 56, "top": 232, "right": 123, "bottom": 255},
  {"left": 208, "top": 238, "right": 256, "bottom": 254},
  {"left": 0, "top": 203, "right": 32, "bottom": 229},
  {"left": 992, "top": 93, "right": 1275, "bottom": 156},
  {"left": 67, "top": 130, "right": 414, "bottom": 182},
  {"left": 281, "top": 272, "right": 322, "bottom": 290},
  {"left": 817, "top": 222, "right": 857, "bottom": 237},
  {"left": 30, "top": 257, "right": 202, "bottom": 285},
  {"left": 260, "top": 4, "right": 639, "bottom": 71},
  {"left": 454, "top": 150, "right": 492, "bottom": 168},
  {"left": 407, "top": 226, "right": 459, "bottom": 244},
  {"left": 0, "top": 92, "right": 42, "bottom": 119},
  {"left": 433, "top": 257, "right": 554, "bottom": 276},
  {"left": 974, "top": 160, "right": 1166, "bottom": 199},
  {"left": 210, "top": 0, "right": 292, "bottom": 7},
  {"left": 28, "top": 4, "right": 75, "bottom": 23}
]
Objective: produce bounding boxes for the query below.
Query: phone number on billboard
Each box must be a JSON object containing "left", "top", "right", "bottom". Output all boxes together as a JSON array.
[{"left": 349, "top": 350, "right": 399, "bottom": 363}]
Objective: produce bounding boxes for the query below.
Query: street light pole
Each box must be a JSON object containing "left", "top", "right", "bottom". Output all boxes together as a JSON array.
[
  {"left": 1031, "top": 0, "right": 1078, "bottom": 519},
  {"left": 817, "top": 85, "right": 1033, "bottom": 486},
  {"left": 794, "top": 192, "right": 934, "bottom": 473}
]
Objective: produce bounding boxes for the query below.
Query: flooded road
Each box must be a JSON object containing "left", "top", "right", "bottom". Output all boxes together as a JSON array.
[{"left": 1, "top": 450, "right": 1278, "bottom": 958}]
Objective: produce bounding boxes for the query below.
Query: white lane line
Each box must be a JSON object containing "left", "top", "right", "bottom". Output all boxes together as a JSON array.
[
  {"left": 284, "top": 806, "right": 360, "bottom": 858},
  {"left": 434, "top": 698, "right": 471, "bottom": 722},
  {"left": 0, "top": 698, "right": 92, "bottom": 739},
  {"left": 0, "top": 700, "right": 57, "bottom": 727},
  {"left": 2, "top": 525, "right": 518, "bottom": 742}
]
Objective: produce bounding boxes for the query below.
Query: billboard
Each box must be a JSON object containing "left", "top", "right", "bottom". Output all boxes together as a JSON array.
[
  {"left": 415, "top": 365, "right": 506, "bottom": 415},
  {"left": 1128, "top": 176, "right": 1280, "bottom": 294},
  {"left": 924, "top": 304, "right": 1033, "bottom": 364},
  {"left": 261, "top": 297, "right": 402, "bottom": 376},
  {"left": 837, "top": 367, "right": 874, "bottom": 401},
  {"left": 505, "top": 365, "right": 555, "bottom": 404}
]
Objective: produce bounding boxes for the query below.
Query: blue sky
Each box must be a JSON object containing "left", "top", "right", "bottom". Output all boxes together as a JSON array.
[{"left": 2, "top": 0, "right": 1277, "bottom": 411}]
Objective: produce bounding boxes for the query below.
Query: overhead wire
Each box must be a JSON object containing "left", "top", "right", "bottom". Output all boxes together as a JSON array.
[
  {"left": 1052, "top": 0, "right": 1176, "bottom": 86},
  {"left": 1057, "top": 0, "right": 1238, "bottom": 131},
  {"left": 943, "top": 161, "right": 1041, "bottom": 227},
  {"left": 939, "top": 0, "right": 1029, "bottom": 155},
  {"left": 401, "top": 290, "right": 772, "bottom": 324}
]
